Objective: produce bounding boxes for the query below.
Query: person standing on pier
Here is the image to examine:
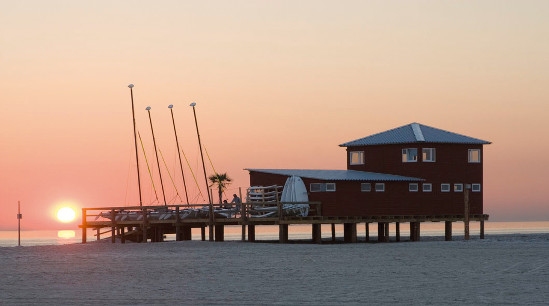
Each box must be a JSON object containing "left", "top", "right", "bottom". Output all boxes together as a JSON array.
[{"left": 231, "top": 194, "right": 241, "bottom": 210}]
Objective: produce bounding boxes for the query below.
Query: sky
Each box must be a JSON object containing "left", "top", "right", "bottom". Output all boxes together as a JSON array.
[{"left": 1, "top": 0, "right": 548, "bottom": 230}]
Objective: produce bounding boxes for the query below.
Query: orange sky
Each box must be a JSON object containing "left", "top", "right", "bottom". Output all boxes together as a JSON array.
[{"left": 1, "top": 1, "right": 548, "bottom": 229}]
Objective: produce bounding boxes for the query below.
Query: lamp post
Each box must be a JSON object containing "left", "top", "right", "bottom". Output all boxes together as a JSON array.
[
  {"left": 190, "top": 102, "right": 214, "bottom": 241},
  {"left": 168, "top": 105, "right": 190, "bottom": 204},
  {"left": 146, "top": 106, "right": 167, "bottom": 206},
  {"left": 128, "top": 84, "right": 143, "bottom": 206}
]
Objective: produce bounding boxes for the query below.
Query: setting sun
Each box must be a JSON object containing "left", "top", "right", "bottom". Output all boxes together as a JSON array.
[{"left": 57, "top": 207, "right": 76, "bottom": 223}]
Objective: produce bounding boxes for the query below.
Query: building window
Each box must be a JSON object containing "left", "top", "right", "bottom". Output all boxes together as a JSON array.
[
  {"left": 350, "top": 151, "right": 364, "bottom": 165},
  {"left": 472, "top": 184, "right": 481, "bottom": 192},
  {"left": 361, "top": 183, "right": 371, "bottom": 192},
  {"left": 310, "top": 183, "right": 336, "bottom": 192},
  {"left": 454, "top": 184, "right": 463, "bottom": 192},
  {"left": 409, "top": 183, "right": 418, "bottom": 192},
  {"left": 402, "top": 148, "right": 418, "bottom": 162},
  {"left": 422, "top": 148, "right": 436, "bottom": 162},
  {"left": 441, "top": 184, "right": 450, "bottom": 192},
  {"left": 375, "top": 183, "right": 385, "bottom": 192},
  {"left": 468, "top": 149, "right": 481, "bottom": 163},
  {"left": 423, "top": 183, "right": 432, "bottom": 192}
]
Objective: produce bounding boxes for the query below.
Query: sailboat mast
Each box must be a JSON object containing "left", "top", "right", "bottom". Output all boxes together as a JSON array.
[
  {"left": 146, "top": 107, "right": 167, "bottom": 206},
  {"left": 168, "top": 105, "right": 190, "bottom": 204},
  {"left": 128, "top": 84, "right": 142, "bottom": 207},
  {"left": 190, "top": 103, "right": 212, "bottom": 206}
]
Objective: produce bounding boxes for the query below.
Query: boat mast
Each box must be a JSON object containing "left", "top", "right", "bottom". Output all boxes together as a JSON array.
[
  {"left": 190, "top": 103, "right": 212, "bottom": 206},
  {"left": 168, "top": 105, "right": 190, "bottom": 204},
  {"left": 146, "top": 106, "right": 167, "bottom": 206},
  {"left": 128, "top": 84, "right": 142, "bottom": 207}
]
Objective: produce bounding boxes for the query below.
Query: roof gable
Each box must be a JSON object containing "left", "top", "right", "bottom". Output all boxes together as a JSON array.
[{"left": 339, "top": 123, "right": 491, "bottom": 147}]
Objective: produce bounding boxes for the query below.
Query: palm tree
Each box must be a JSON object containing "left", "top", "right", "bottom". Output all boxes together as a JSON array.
[{"left": 208, "top": 173, "right": 232, "bottom": 204}]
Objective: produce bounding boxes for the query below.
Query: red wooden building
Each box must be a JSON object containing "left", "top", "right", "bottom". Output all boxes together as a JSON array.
[{"left": 247, "top": 123, "right": 491, "bottom": 217}]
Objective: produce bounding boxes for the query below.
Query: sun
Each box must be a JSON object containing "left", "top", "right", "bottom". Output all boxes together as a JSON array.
[{"left": 57, "top": 207, "right": 76, "bottom": 223}]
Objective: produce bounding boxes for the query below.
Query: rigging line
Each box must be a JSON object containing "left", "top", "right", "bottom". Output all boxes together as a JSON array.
[
  {"left": 124, "top": 147, "right": 133, "bottom": 206},
  {"left": 138, "top": 131, "right": 159, "bottom": 202},
  {"left": 181, "top": 148, "right": 206, "bottom": 202},
  {"left": 159, "top": 149, "right": 184, "bottom": 203},
  {"left": 204, "top": 146, "right": 232, "bottom": 200}
]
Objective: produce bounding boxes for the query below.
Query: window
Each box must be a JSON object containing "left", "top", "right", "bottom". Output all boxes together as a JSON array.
[
  {"left": 350, "top": 151, "right": 364, "bottom": 165},
  {"left": 409, "top": 183, "right": 418, "bottom": 192},
  {"left": 423, "top": 183, "right": 432, "bottom": 192},
  {"left": 361, "top": 183, "right": 371, "bottom": 192},
  {"left": 472, "top": 184, "right": 481, "bottom": 192},
  {"left": 422, "top": 148, "right": 436, "bottom": 162},
  {"left": 402, "top": 148, "right": 418, "bottom": 162},
  {"left": 310, "top": 183, "right": 336, "bottom": 192},
  {"left": 454, "top": 184, "right": 463, "bottom": 192},
  {"left": 375, "top": 183, "right": 385, "bottom": 192},
  {"left": 441, "top": 184, "right": 450, "bottom": 192},
  {"left": 469, "top": 149, "right": 481, "bottom": 163}
]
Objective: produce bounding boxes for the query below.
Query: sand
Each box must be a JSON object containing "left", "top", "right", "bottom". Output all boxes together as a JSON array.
[{"left": 1, "top": 234, "right": 548, "bottom": 305}]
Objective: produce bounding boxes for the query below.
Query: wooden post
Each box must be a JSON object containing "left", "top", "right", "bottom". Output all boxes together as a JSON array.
[
  {"left": 201, "top": 226, "right": 206, "bottom": 241},
  {"left": 81, "top": 208, "right": 86, "bottom": 244},
  {"left": 464, "top": 186, "right": 470, "bottom": 240},
  {"left": 175, "top": 206, "right": 182, "bottom": 241},
  {"left": 384, "top": 222, "right": 390, "bottom": 242},
  {"left": 395, "top": 222, "right": 400, "bottom": 242},
  {"left": 312, "top": 224, "right": 321, "bottom": 244},
  {"left": 111, "top": 209, "right": 116, "bottom": 243},
  {"left": 365, "top": 223, "right": 370, "bottom": 242},
  {"left": 17, "top": 201, "right": 22, "bottom": 246},
  {"left": 121, "top": 226, "right": 126, "bottom": 244},
  {"left": 96, "top": 228, "right": 101, "bottom": 241},
  {"left": 445, "top": 221, "right": 452, "bottom": 241},
  {"left": 279, "top": 224, "right": 289, "bottom": 243},
  {"left": 215, "top": 224, "right": 224, "bottom": 242},
  {"left": 142, "top": 209, "right": 148, "bottom": 243},
  {"left": 240, "top": 187, "right": 246, "bottom": 241},
  {"left": 182, "top": 227, "right": 192, "bottom": 240},
  {"left": 209, "top": 188, "right": 214, "bottom": 242},
  {"left": 480, "top": 220, "right": 485, "bottom": 239},
  {"left": 416, "top": 222, "right": 421, "bottom": 241},
  {"left": 331, "top": 223, "right": 336, "bottom": 242},
  {"left": 248, "top": 224, "right": 256, "bottom": 242},
  {"left": 378, "top": 223, "right": 385, "bottom": 242},
  {"left": 410, "top": 222, "right": 416, "bottom": 242}
]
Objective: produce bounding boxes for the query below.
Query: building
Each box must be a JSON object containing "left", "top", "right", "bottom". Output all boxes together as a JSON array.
[{"left": 247, "top": 123, "right": 491, "bottom": 217}]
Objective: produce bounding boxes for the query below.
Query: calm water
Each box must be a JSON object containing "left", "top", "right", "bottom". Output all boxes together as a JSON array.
[{"left": 1, "top": 221, "right": 549, "bottom": 247}]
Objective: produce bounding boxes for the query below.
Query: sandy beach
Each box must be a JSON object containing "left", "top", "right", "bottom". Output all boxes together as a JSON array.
[{"left": 1, "top": 234, "right": 548, "bottom": 305}]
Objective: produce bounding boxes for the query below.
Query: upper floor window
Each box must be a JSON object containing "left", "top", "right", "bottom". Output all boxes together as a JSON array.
[
  {"left": 441, "top": 184, "right": 450, "bottom": 192},
  {"left": 422, "top": 148, "right": 436, "bottom": 162},
  {"left": 361, "top": 183, "right": 371, "bottom": 192},
  {"left": 472, "top": 184, "right": 481, "bottom": 192},
  {"left": 310, "top": 183, "right": 336, "bottom": 192},
  {"left": 409, "top": 183, "right": 419, "bottom": 192},
  {"left": 402, "top": 148, "right": 418, "bottom": 163},
  {"left": 375, "top": 183, "right": 385, "bottom": 192},
  {"left": 468, "top": 149, "right": 481, "bottom": 163},
  {"left": 350, "top": 151, "right": 364, "bottom": 165},
  {"left": 423, "top": 183, "right": 432, "bottom": 192},
  {"left": 454, "top": 183, "right": 463, "bottom": 192}
]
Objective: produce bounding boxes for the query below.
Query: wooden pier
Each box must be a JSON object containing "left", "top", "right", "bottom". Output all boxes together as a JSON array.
[{"left": 80, "top": 202, "right": 488, "bottom": 244}]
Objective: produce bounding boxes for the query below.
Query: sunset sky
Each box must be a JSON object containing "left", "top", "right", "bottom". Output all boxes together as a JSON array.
[{"left": 1, "top": 1, "right": 548, "bottom": 229}]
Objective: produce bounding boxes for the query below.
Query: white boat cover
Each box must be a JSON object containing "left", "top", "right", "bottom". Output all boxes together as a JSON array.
[{"left": 281, "top": 176, "right": 309, "bottom": 217}]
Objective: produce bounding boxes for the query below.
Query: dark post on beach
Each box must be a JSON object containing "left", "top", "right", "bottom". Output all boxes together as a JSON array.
[
  {"left": 17, "top": 201, "right": 22, "bottom": 246},
  {"left": 464, "top": 184, "right": 470, "bottom": 240}
]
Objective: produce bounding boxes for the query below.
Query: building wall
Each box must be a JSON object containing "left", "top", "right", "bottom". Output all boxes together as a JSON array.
[{"left": 249, "top": 171, "right": 483, "bottom": 216}]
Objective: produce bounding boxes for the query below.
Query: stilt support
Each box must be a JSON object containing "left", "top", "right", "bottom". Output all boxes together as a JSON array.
[
  {"left": 215, "top": 224, "right": 224, "bottom": 242},
  {"left": 248, "top": 224, "right": 256, "bottom": 242},
  {"left": 395, "top": 222, "right": 400, "bottom": 242},
  {"left": 343, "top": 223, "right": 357, "bottom": 243},
  {"left": 182, "top": 226, "right": 192, "bottom": 240},
  {"left": 365, "top": 223, "right": 370, "bottom": 242},
  {"left": 312, "top": 224, "right": 321, "bottom": 244},
  {"left": 279, "top": 224, "right": 289, "bottom": 243},
  {"left": 331, "top": 223, "right": 336, "bottom": 242},
  {"left": 201, "top": 226, "right": 206, "bottom": 241},
  {"left": 121, "top": 227, "right": 125, "bottom": 244},
  {"left": 445, "top": 221, "right": 452, "bottom": 241},
  {"left": 480, "top": 220, "right": 485, "bottom": 239}
]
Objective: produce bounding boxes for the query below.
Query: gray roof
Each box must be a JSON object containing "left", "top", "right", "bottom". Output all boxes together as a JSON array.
[
  {"left": 246, "top": 169, "right": 423, "bottom": 182},
  {"left": 339, "top": 123, "right": 491, "bottom": 147}
]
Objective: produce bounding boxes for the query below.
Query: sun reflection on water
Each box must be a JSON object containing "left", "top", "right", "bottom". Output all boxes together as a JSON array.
[{"left": 57, "top": 230, "right": 76, "bottom": 239}]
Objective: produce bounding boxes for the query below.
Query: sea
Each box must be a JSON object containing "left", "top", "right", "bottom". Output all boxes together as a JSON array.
[{"left": 1, "top": 221, "right": 549, "bottom": 247}]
